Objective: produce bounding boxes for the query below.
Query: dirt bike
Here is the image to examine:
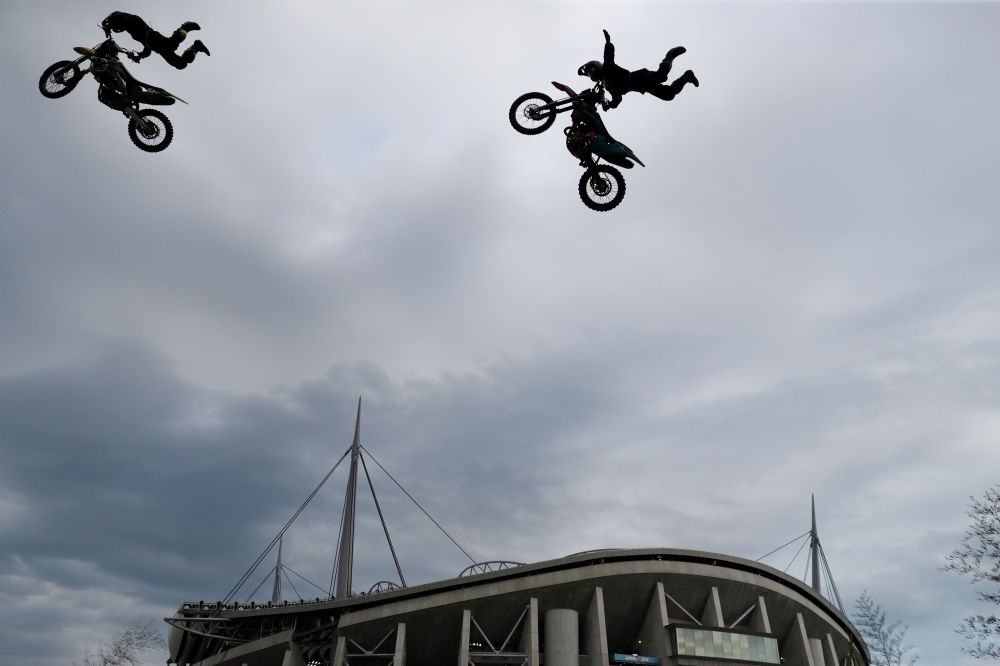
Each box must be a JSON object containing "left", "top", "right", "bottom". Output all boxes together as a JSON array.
[
  {"left": 39, "top": 37, "right": 186, "bottom": 153},
  {"left": 509, "top": 81, "right": 643, "bottom": 212}
]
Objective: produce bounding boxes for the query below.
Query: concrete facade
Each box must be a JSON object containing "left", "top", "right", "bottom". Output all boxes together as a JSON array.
[{"left": 170, "top": 548, "right": 870, "bottom": 666}]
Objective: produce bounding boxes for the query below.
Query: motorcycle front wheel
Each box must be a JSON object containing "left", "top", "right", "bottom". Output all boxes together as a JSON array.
[
  {"left": 579, "top": 165, "right": 626, "bottom": 212},
  {"left": 39, "top": 61, "right": 82, "bottom": 99},
  {"left": 509, "top": 92, "right": 555, "bottom": 135},
  {"left": 128, "top": 109, "right": 173, "bottom": 152}
]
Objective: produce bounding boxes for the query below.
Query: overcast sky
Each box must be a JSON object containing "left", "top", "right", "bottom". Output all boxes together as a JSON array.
[{"left": 2, "top": 1, "right": 1000, "bottom": 665}]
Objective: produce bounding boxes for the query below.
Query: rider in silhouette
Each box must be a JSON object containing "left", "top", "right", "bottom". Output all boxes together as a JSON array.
[
  {"left": 101, "top": 12, "right": 210, "bottom": 69},
  {"left": 579, "top": 30, "right": 698, "bottom": 110}
]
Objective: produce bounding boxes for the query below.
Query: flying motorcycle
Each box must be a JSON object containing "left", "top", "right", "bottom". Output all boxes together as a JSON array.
[
  {"left": 509, "top": 81, "right": 643, "bottom": 212},
  {"left": 39, "top": 37, "right": 186, "bottom": 152}
]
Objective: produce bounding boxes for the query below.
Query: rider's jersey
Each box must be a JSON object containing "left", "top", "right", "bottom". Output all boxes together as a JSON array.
[
  {"left": 602, "top": 40, "right": 631, "bottom": 109},
  {"left": 103, "top": 12, "right": 152, "bottom": 46}
]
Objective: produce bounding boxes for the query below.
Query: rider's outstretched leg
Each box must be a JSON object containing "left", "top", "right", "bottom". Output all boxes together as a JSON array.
[
  {"left": 184, "top": 40, "right": 211, "bottom": 60},
  {"left": 653, "top": 46, "right": 687, "bottom": 82},
  {"left": 670, "top": 69, "right": 698, "bottom": 92},
  {"left": 641, "top": 70, "right": 698, "bottom": 101},
  {"left": 154, "top": 48, "right": 190, "bottom": 69}
]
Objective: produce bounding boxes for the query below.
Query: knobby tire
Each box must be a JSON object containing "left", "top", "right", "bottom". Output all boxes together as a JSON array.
[
  {"left": 579, "top": 165, "right": 626, "bottom": 212},
  {"left": 128, "top": 109, "right": 173, "bottom": 152},
  {"left": 39, "top": 61, "right": 82, "bottom": 99},
  {"left": 509, "top": 92, "right": 555, "bottom": 135}
]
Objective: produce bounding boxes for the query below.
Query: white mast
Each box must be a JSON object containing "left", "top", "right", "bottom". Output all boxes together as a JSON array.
[
  {"left": 810, "top": 495, "right": 821, "bottom": 593},
  {"left": 270, "top": 536, "right": 283, "bottom": 604},
  {"left": 334, "top": 398, "right": 362, "bottom": 600}
]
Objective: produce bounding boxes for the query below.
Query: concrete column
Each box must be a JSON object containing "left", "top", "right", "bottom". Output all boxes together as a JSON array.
[
  {"left": 782, "top": 614, "right": 816, "bottom": 666},
  {"left": 700, "top": 587, "right": 724, "bottom": 627},
  {"left": 824, "top": 634, "right": 839, "bottom": 666},
  {"left": 458, "top": 610, "right": 471, "bottom": 666},
  {"left": 635, "top": 582, "right": 672, "bottom": 660},
  {"left": 167, "top": 614, "right": 183, "bottom": 664},
  {"left": 584, "top": 588, "right": 610, "bottom": 666},
  {"left": 332, "top": 636, "right": 347, "bottom": 666},
  {"left": 393, "top": 623, "right": 406, "bottom": 666},
  {"left": 544, "top": 609, "right": 580, "bottom": 666},
  {"left": 749, "top": 597, "right": 771, "bottom": 634},
  {"left": 281, "top": 643, "right": 306, "bottom": 666},
  {"left": 519, "top": 599, "right": 540, "bottom": 666},
  {"left": 809, "top": 638, "right": 825, "bottom": 666}
]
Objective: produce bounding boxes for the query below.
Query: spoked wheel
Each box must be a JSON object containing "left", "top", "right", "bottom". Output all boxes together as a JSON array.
[
  {"left": 509, "top": 92, "right": 555, "bottom": 135},
  {"left": 579, "top": 165, "right": 626, "bottom": 212},
  {"left": 39, "top": 61, "right": 82, "bottom": 99},
  {"left": 128, "top": 109, "right": 173, "bottom": 152}
]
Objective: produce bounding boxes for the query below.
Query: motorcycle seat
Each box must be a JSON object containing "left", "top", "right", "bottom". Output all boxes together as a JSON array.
[{"left": 551, "top": 81, "right": 577, "bottom": 96}]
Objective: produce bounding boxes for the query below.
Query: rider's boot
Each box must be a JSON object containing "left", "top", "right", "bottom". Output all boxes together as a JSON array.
[
  {"left": 657, "top": 46, "right": 687, "bottom": 78},
  {"left": 664, "top": 46, "right": 686, "bottom": 62},
  {"left": 669, "top": 69, "right": 699, "bottom": 95},
  {"left": 179, "top": 21, "right": 201, "bottom": 32},
  {"left": 656, "top": 46, "right": 687, "bottom": 83},
  {"left": 184, "top": 40, "right": 211, "bottom": 58},
  {"left": 680, "top": 69, "right": 699, "bottom": 87}
]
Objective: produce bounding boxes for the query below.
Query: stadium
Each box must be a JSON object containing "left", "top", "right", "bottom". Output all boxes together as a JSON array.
[{"left": 166, "top": 405, "right": 870, "bottom": 666}]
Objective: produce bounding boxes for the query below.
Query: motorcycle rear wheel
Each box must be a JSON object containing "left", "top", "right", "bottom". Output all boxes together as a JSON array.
[
  {"left": 579, "top": 165, "right": 626, "bottom": 212},
  {"left": 128, "top": 109, "right": 173, "bottom": 152},
  {"left": 39, "top": 61, "right": 82, "bottom": 99},
  {"left": 509, "top": 92, "right": 555, "bottom": 135}
]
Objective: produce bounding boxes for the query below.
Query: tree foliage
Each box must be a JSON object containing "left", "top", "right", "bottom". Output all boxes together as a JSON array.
[
  {"left": 943, "top": 486, "right": 1000, "bottom": 659},
  {"left": 852, "top": 590, "right": 917, "bottom": 666},
  {"left": 73, "top": 619, "right": 166, "bottom": 666}
]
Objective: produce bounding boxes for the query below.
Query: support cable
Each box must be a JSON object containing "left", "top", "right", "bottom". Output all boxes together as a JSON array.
[
  {"left": 222, "top": 446, "right": 351, "bottom": 606},
  {"left": 818, "top": 548, "right": 831, "bottom": 596},
  {"left": 328, "top": 483, "right": 350, "bottom": 598},
  {"left": 784, "top": 535, "right": 810, "bottom": 574},
  {"left": 360, "top": 444, "right": 476, "bottom": 564},
  {"left": 284, "top": 566, "right": 329, "bottom": 596},
  {"left": 282, "top": 568, "right": 302, "bottom": 600},
  {"left": 755, "top": 531, "right": 810, "bottom": 562},
  {"left": 819, "top": 544, "right": 846, "bottom": 613},
  {"left": 244, "top": 570, "right": 275, "bottom": 604},
  {"left": 360, "top": 449, "right": 406, "bottom": 587}
]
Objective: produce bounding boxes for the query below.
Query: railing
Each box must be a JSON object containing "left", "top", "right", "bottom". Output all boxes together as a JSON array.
[{"left": 458, "top": 561, "right": 526, "bottom": 577}]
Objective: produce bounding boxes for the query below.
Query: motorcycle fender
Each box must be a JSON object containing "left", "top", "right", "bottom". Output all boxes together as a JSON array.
[
  {"left": 601, "top": 154, "right": 634, "bottom": 169},
  {"left": 162, "top": 91, "right": 188, "bottom": 105}
]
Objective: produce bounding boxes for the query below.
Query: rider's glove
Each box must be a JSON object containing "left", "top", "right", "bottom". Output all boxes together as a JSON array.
[{"left": 127, "top": 53, "right": 140, "bottom": 63}]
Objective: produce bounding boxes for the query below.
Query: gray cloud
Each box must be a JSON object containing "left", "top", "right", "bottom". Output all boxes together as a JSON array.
[{"left": 3, "top": 1, "right": 1000, "bottom": 665}]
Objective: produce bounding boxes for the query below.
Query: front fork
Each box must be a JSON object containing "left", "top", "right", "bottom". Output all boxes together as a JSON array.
[
  {"left": 123, "top": 106, "right": 152, "bottom": 134},
  {"left": 53, "top": 54, "right": 92, "bottom": 80}
]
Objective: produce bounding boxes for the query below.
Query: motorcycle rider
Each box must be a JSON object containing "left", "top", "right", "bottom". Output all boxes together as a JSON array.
[
  {"left": 101, "top": 11, "right": 210, "bottom": 69},
  {"left": 579, "top": 30, "right": 698, "bottom": 109}
]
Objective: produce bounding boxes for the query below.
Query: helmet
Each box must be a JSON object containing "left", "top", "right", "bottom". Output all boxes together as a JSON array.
[{"left": 578, "top": 60, "right": 603, "bottom": 81}]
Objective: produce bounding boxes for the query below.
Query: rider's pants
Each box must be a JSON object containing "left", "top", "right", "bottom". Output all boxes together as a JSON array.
[
  {"left": 630, "top": 68, "right": 693, "bottom": 101},
  {"left": 146, "top": 29, "right": 197, "bottom": 70},
  {"left": 628, "top": 49, "right": 691, "bottom": 101}
]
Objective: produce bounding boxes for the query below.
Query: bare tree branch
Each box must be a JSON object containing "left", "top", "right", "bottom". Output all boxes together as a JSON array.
[
  {"left": 72, "top": 619, "right": 166, "bottom": 666},
  {"left": 942, "top": 486, "right": 1000, "bottom": 658},
  {"left": 852, "top": 590, "right": 917, "bottom": 666}
]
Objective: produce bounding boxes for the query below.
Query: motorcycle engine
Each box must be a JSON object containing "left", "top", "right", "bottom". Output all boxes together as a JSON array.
[
  {"left": 564, "top": 123, "right": 594, "bottom": 159},
  {"left": 98, "top": 84, "right": 127, "bottom": 110}
]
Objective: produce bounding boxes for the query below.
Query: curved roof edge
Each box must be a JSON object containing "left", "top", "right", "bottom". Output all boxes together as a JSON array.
[{"left": 206, "top": 547, "right": 862, "bottom": 652}]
